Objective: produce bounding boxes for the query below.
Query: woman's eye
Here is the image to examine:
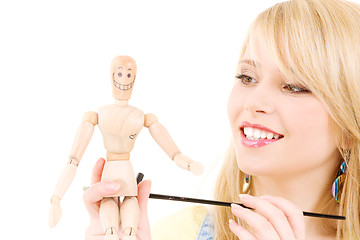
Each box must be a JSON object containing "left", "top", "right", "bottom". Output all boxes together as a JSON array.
[
  {"left": 127, "top": 73, "right": 131, "bottom": 78},
  {"left": 118, "top": 73, "right": 123, "bottom": 77},
  {"left": 236, "top": 74, "right": 256, "bottom": 85},
  {"left": 283, "top": 84, "right": 310, "bottom": 93}
]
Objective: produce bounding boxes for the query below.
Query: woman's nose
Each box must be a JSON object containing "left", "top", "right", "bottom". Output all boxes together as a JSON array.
[{"left": 243, "top": 83, "right": 275, "bottom": 115}]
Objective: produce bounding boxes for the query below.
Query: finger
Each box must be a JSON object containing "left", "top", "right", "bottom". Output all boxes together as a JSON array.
[
  {"left": 231, "top": 203, "right": 280, "bottom": 239},
  {"left": 261, "top": 196, "right": 305, "bottom": 240},
  {"left": 83, "top": 181, "right": 120, "bottom": 217},
  {"left": 91, "top": 158, "right": 106, "bottom": 185},
  {"left": 229, "top": 219, "right": 257, "bottom": 240},
  {"left": 137, "top": 180, "right": 152, "bottom": 229},
  {"left": 85, "top": 219, "right": 106, "bottom": 239},
  {"left": 238, "top": 194, "right": 296, "bottom": 240},
  {"left": 138, "top": 180, "right": 151, "bottom": 210}
]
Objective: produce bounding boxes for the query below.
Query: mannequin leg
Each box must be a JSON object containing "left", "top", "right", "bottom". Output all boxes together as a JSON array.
[
  {"left": 120, "top": 196, "right": 140, "bottom": 240},
  {"left": 100, "top": 197, "right": 119, "bottom": 240}
]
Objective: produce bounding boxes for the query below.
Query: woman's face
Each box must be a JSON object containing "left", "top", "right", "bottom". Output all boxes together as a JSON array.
[{"left": 227, "top": 37, "right": 340, "bottom": 178}]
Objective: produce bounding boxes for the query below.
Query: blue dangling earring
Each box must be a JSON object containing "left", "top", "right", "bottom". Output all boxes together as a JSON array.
[
  {"left": 332, "top": 162, "right": 346, "bottom": 203},
  {"left": 245, "top": 173, "right": 251, "bottom": 184}
]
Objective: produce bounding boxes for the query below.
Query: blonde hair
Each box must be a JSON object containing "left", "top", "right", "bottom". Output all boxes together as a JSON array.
[{"left": 214, "top": 0, "right": 360, "bottom": 239}]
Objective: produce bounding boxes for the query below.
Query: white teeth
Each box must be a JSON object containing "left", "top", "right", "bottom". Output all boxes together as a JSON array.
[
  {"left": 253, "top": 129, "right": 261, "bottom": 139},
  {"left": 244, "top": 127, "right": 253, "bottom": 137},
  {"left": 261, "top": 131, "right": 267, "bottom": 139},
  {"left": 243, "top": 127, "right": 281, "bottom": 140},
  {"left": 266, "top": 132, "right": 274, "bottom": 139}
]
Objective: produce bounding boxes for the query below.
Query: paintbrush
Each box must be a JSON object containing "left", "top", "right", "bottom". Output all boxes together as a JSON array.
[
  {"left": 136, "top": 173, "right": 345, "bottom": 220},
  {"left": 148, "top": 193, "right": 345, "bottom": 220}
]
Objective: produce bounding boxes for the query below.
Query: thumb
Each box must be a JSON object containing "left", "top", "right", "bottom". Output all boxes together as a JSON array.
[
  {"left": 138, "top": 180, "right": 151, "bottom": 210},
  {"left": 137, "top": 180, "right": 152, "bottom": 226}
]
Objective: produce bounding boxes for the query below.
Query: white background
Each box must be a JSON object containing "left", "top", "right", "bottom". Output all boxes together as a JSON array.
[{"left": 0, "top": 0, "right": 313, "bottom": 239}]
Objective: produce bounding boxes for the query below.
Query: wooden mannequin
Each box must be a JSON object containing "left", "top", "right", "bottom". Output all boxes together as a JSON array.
[{"left": 49, "top": 56, "right": 204, "bottom": 240}]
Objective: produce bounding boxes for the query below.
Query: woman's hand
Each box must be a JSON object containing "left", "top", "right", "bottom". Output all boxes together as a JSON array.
[
  {"left": 229, "top": 194, "right": 305, "bottom": 240},
  {"left": 83, "top": 158, "right": 152, "bottom": 240}
]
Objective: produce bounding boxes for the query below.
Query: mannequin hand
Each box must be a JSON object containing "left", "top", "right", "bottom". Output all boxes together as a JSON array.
[
  {"left": 173, "top": 153, "right": 204, "bottom": 175},
  {"left": 83, "top": 158, "right": 152, "bottom": 240},
  {"left": 229, "top": 194, "right": 305, "bottom": 240},
  {"left": 49, "top": 195, "right": 62, "bottom": 228}
]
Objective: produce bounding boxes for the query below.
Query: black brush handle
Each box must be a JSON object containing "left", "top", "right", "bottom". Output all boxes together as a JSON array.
[{"left": 136, "top": 173, "right": 345, "bottom": 220}]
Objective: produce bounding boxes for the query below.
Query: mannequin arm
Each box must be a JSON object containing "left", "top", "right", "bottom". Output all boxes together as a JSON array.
[
  {"left": 49, "top": 111, "right": 98, "bottom": 228},
  {"left": 144, "top": 113, "right": 203, "bottom": 175}
]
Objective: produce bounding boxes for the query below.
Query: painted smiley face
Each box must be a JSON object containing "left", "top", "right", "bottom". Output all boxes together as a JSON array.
[{"left": 112, "top": 67, "right": 135, "bottom": 91}]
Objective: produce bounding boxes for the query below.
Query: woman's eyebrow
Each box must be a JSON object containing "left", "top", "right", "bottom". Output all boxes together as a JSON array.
[{"left": 238, "top": 59, "right": 259, "bottom": 68}]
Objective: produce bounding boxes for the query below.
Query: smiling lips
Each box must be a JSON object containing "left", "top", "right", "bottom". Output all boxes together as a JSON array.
[
  {"left": 240, "top": 121, "right": 284, "bottom": 147},
  {"left": 113, "top": 79, "right": 134, "bottom": 91}
]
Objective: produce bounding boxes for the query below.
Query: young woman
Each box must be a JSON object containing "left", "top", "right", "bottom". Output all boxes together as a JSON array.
[{"left": 83, "top": 0, "right": 360, "bottom": 239}]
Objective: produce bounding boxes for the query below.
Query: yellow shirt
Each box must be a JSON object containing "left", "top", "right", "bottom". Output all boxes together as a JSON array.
[{"left": 151, "top": 206, "right": 208, "bottom": 240}]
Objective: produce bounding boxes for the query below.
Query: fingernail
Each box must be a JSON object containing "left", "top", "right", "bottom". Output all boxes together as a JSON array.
[
  {"left": 261, "top": 195, "right": 274, "bottom": 200},
  {"left": 231, "top": 203, "right": 242, "bottom": 211},
  {"left": 105, "top": 182, "right": 120, "bottom": 191},
  {"left": 238, "top": 194, "right": 251, "bottom": 201},
  {"left": 229, "top": 219, "right": 236, "bottom": 226}
]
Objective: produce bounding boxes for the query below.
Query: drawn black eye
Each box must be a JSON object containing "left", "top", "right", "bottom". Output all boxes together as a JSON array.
[
  {"left": 118, "top": 73, "right": 122, "bottom": 77},
  {"left": 127, "top": 73, "right": 131, "bottom": 78}
]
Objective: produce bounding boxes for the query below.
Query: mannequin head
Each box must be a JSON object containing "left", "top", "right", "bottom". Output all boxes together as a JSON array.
[{"left": 110, "top": 56, "right": 137, "bottom": 100}]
